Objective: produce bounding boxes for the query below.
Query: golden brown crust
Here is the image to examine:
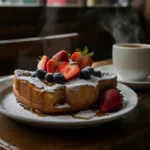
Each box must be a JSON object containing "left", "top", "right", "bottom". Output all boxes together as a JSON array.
[{"left": 13, "top": 72, "right": 117, "bottom": 113}]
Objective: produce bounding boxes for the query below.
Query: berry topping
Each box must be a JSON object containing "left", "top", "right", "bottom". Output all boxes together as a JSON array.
[
  {"left": 84, "top": 66, "right": 94, "bottom": 75},
  {"left": 60, "top": 62, "right": 80, "bottom": 81},
  {"left": 37, "top": 55, "right": 49, "bottom": 71},
  {"left": 53, "top": 50, "right": 69, "bottom": 62},
  {"left": 71, "top": 46, "right": 94, "bottom": 70},
  {"left": 44, "top": 73, "right": 54, "bottom": 82},
  {"left": 80, "top": 68, "right": 91, "bottom": 79},
  {"left": 93, "top": 70, "right": 101, "bottom": 77},
  {"left": 46, "top": 59, "right": 62, "bottom": 73},
  {"left": 53, "top": 72, "right": 65, "bottom": 84},
  {"left": 31, "top": 72, "right": 36, "bottom": 78},
  {"left": 99, "top": 89, "right": 123, "bottom": 113},
  {"left": 35, "top": 69, "right": 46, "bottom": 79}
]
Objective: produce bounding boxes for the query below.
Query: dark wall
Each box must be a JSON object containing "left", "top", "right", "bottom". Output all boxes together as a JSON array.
[{"left": 0, "top": 6, "right": 145, "bottom": 75}]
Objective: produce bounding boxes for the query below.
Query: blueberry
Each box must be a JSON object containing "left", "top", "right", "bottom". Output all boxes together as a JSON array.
[
  {"left": 44, "top": 73, "right": 54, "bottom": 82},
  {"left": 93, "top": 70, "right": 101, "bottom": 77},
  {"left": 35, "top": 69, "right": 46, "bottom": 79},
  {"left": 53, "top": 73, "right": 65, "bottom": 84},
  {"left": 31, "top": 72, "right": 36, "bottom": 78},
  {"left": 80, "top": 68, "right": 91, "bottom": 79},
  {"left": 84, "top": 66, "right": 94, "bottom": 75}
]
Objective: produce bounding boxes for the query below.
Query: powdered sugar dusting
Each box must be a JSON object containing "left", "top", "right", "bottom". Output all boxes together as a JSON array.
[
  {"left": 65, "top": 76, "right": 99, "bottom": 88},
  {"left": 19, "top": 76, "right": 45, "bottom": 89},
  {"left": 54, "top": 103, "right": 70, "bottom": 108},
  {"left": 15, "top": 70, "right": 64, "bottom": 92},
  {"left": 14, "top": 69, "right": 117, "bottom": 93},
  {"left": 75, "top": 110, "right": 99, "bottom": 119},
  {"left": 0, "top": 82, "right": 138, "bottom": 128},
  {"left": 14, "top": 69, "right": 34, "bottom": 76},
  {"left": 41, "top": 84, "right": 65, "bottom": 92},
  {"left": 1, "top": 92, "right": 100, "bottom": 122},
  {"left": 101, "top": 72, "right": 117, "bottom": 79}
]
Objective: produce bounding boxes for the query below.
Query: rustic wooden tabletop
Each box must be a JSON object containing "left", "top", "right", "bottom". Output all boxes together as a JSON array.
[{"left": 0, "top": 59, "right": 150, "bottom": 150}]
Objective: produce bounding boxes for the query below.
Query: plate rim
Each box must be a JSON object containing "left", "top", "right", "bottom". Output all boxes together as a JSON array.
[{"left": 0, "top": 75, "right": 138, "bottom": 127}]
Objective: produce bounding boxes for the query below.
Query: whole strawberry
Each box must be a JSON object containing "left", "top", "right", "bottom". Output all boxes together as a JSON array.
[
  {"left": 99, "top": 89, "right": 123, "bottom": 113},
  {"left": 53, "top": 50, "right": 69, "bottom": 62},
  {"left": 71, "top": 46, "right": 94, "bottom": 70}
]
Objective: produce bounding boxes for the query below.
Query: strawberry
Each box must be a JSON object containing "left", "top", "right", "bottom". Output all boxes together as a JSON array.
[
  {"left": 47, "top": 59, "right": 62, "bottom": 73},
  {"left": 71, "top": 46, "right": 94, "bottom": 70},
  {"left": 53, "top": 50, "right": 69, "bottom": 62},
  {"left": 99, "top": 89, "right": 123, "bottom": 113},
  {"left": 37, "top": 55, "right": 49, "bottom": 71},
  {"left": 59, "top": 62, "right": 80, "bottom": 81}
]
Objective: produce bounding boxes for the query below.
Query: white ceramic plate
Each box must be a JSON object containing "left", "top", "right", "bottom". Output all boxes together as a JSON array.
[
  {"left": 96, "top": 65, "right": 150, "bottom": 90},
  {"left": 0, "top": 76, "right": 138, "bottom": 129}
]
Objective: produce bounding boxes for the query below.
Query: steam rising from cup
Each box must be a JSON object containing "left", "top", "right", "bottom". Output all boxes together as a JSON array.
[{"left": 99, "top": 11, "right": 145, "bottom": 43}]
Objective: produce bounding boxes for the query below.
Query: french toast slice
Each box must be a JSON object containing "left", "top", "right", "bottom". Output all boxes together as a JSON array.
[{"left": 13, "top": 70, "right": 117, "bottom": 113}]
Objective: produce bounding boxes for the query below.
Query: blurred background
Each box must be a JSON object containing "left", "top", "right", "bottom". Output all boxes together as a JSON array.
[{"left": 0, "top": 0, "right": 149, "bottom": 75}]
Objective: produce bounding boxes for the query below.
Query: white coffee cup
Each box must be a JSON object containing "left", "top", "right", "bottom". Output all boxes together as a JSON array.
[{"left": 112, "top": 43, "right": 150, "bottom": 81}]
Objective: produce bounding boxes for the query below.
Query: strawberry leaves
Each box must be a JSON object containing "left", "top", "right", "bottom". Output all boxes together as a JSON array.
[
  {"left": 88, "top": 51, "right": 94, "bottom": 57},
  {"left": 37, "top": 56, "right": 42, "bottom": 62},
  {"left": 83, "top": 46, "right": 88, "bottom": 54},
  {"left": 76, "top": 46, "right": 94, "bottom": 57}
]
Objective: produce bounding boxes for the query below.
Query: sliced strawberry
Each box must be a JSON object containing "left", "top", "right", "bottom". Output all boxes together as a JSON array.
[
  {"left": 47, "top": 59, "right": 62, "bottom": 73},
  {"left": 37, "top": 55, "right": 49, "bottom": 71},
  {"left": 53, "top": 50, "right": 69, "bottom": 62},
  {"left": 99, "top": 89, "right": 123, "bottom": 113},
  {"left": 71, "top": 46, "right": 94, "bottom": 70},
  {"left": 59, "top": 62, "right": 80, "bottom": 81}
]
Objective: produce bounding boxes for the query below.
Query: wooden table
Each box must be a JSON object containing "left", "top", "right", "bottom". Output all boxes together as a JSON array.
[{"left": 0, "top": 59, "right": 150, "bottom": 150}]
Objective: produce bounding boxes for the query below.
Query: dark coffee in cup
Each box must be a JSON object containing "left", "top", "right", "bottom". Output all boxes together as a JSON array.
[{"left": 122, "top": 44, "right": 148, "bottom": 48}]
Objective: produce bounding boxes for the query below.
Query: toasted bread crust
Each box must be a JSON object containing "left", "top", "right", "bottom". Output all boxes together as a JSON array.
[{"left": 13, "top": 71, "right": 117, "bottom": 113}]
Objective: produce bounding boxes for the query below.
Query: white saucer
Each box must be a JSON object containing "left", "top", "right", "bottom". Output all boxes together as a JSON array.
[
  {"left": 0, "top": 76, "right": 138, "bottom": 129},
  {"left": 96, "top": 65, "right": 150, "bottom": 90}
]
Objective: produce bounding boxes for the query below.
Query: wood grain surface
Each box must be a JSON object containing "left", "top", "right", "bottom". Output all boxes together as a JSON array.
[{"left": 0, "top": 60, "right": 150, "bottom": 150}]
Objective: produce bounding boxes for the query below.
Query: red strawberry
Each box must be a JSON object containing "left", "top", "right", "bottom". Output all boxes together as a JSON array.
[
  {"left": 37, "top": 55, "right": 49, "bottom": 71},
  {"left": 71, "top": 46, "right": 94, "bottom": 70},
  {"left": 99, "top": 89, "right": 123, "bottom": 113},
  {"left": 53, "top": 50, "right": 69, "bottom": 62},
  {"left": 47, "top": 59, "right": 62, "bottom": 73},
  {"left": 59, "top": 62, "right": 80, "bottom": 81}
]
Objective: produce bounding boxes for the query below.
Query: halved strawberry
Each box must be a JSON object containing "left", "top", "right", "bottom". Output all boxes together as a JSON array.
[
  {"left": 37, "top": 55, "right": 49, "bottom": 71},
  {"left": 53, "top": 50, "right": 69, "bottom": 62},
  {"left": 71, "top": 46, "right": 94, "bottom": 70},
  {"left": 47, "top": 59, "right": 62, "bottom": 73},
  {"left": 99, "top": 89, "right": 123, "bottom": 113},
  {"left": 59, "top": 62, "right": 80, "bottom": 81}
]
